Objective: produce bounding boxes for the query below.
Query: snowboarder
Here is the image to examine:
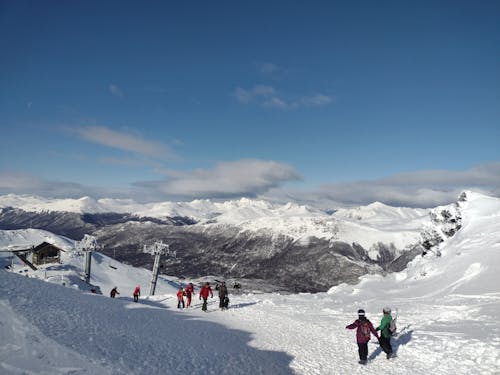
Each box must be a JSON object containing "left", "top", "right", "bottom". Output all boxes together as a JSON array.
[
  {"left": 199, "top": 282, "right": 213, "bottom": 312},
  {"left": 110, "top": 286, "right": 120, "bottom": 298},
  {"left": 177, "top": 287, "right": 186, "bottom": 309},
  {"left": 218, "top": 281, "right": 229, "bottom": 310},
  {"left": 185, "top": 283, "right": 194, "bottom": 308},
  {"left": 346, "top": 309, "right": 380, "bottom": 365},
  {"left": 133, "top": 285, "right": 140, "bottom": 302},
  {"left": 376, "top": 307, "right": 394, "bottom": 359}
]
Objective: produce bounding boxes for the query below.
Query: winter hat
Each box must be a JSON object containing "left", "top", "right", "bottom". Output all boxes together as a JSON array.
[
  {"left": 383, "top": 307, "right": 391, "bottom": 314},
  {"left": 357, "top": 309, "right": 365, "bottom": 316}
]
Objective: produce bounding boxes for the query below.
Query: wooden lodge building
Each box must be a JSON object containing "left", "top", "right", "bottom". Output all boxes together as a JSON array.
[{"left": 32, "top": 242, "right": 64, "bottom": 266}]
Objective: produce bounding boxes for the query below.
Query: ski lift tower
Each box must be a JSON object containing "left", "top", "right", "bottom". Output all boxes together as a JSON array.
[
  {"left": 143, "top": 241, "right": 176, "bottom": 296},
  {"left": 76, "top": 235, "right": 99, "bottom": 284}
]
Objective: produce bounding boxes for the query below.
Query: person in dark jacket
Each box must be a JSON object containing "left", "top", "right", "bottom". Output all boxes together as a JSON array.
[
  {"left": 218, "top": 281, "right": 229, "bottom": 310},
  {"left": 110, "top": 287, "right": 119, "bottom": 298},
  {"left": 199, "top": 282, "right": 213, "bottom": 312},
  {"left": 376, "top": 307, "right": 394, "bottom": 358},
  {"left": 346, "top": 309, "right": 380, "bottom": 365}
]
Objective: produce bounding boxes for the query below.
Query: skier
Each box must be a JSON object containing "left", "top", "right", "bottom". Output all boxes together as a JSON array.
[
  {"left": 177, "top": 287, "right": 186, "bottom": 309},
  {"left": 346, "top": 309, "right": 380, "bottom": 365},
  {"left": 376, "top": 307, "right": 394, "bottom": 359},
  {"left": 133, "top": 285, "right": 140, "bottom": 302},
  {"left": 110, "top": 286, "right": 120, "bottom": 298},
  {"left": 185, "top": 283, "right": 195, "bottom": 308},
  {"left": 199, "top": 282, "right": 213, "bottom": 312},
  {"left": 218, "top": 281, "right": 229, "bottom": 310}
]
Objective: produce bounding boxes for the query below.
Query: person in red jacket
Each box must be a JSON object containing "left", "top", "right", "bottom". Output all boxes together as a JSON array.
[
  {"left": 176, "top": 287, "right": 186, "bottom": 309},
  {"left": 185, "top": 283, "right": 195, "bottom": 308},
  {"left": 346, "top": 309, "right": 380, "bottom": 365},
  {"left": 133, "top": 285, "right": 140, "bottom": 303},
  {"left": 199, "top": 282, "right": 213, "bottom": 312}
]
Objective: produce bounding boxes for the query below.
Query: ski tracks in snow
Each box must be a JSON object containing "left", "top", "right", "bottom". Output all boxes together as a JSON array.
[{"left": 203, "top": 294, "right": 500, "bottom": 375}]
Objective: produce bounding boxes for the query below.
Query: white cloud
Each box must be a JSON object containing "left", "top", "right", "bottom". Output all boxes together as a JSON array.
[
  {"left": 262, "top": 97, "right": 288, "bottom": 109},
  {"left": 2, "top": 163, "right": 498, "bottom": 208},
  {"left": 308, "top": 162, "right": 500, "bottom": 208},
  {"left": 233, "top": 88, "right": 254, "bottom": 104},
  {"left": 74, "top": 126, "right": 177, "bottom": 160},
  {"left": 0, "top": 172, "right": 106, "bottom": 199},
  {"left": 253, "top": 61, "right": 296, "bottom": 77},
  {"left": 296, "top": 94, "right": 333, "bottom": 107},
  {"left": 98, "top": 157, "right": 161, "bottom": 168},
  {"left": 257, "top": 62, "right": 279, "bottom": 74},
  {"left": 151, "top": 159, "right": 301, "bottom": 199},
  {"left": 234, "top": 85, "right": 333, "bottom": 110},
  {"left": 109, "top": 84, "right": 124, "bottom": 98},
  {"left": 234, "top": 85, "right": 276, "bottom": 104},
  {"left": 0, "top": 172, "right": 41, "bottom": 190}
]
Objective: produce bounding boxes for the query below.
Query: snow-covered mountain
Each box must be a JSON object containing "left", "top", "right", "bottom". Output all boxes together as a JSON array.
[
  {"left": 0, "top": 193, "right": 462, "bottom": 292},
  {"left": 1, "top": 191, "right": 499, "bottom": 374},
  {"left": 0, "top": 194, "right": 426, "bottom": 250},
  {"left": 0, "top": 193, "right": 431, "bottom": 291}
]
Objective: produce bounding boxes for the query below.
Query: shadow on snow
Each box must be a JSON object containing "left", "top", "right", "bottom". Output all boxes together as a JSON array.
[
  {"left": 368, "top": 327, "right": 413, "bottom": 360},
  {"left": 1, "top": 270, "right": 295, "bottom": 375}
]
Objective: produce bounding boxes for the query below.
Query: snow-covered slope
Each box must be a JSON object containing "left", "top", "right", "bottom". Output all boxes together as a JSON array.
[
  {"left": 0, "top": 191, "right": 499, "bottom": 374},
  {"left": 330, "top": 191, "right": 500, "bottom": 298}
]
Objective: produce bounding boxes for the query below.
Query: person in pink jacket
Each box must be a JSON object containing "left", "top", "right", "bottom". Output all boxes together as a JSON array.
[{"left": 346, "top": 309, "right": 380, "bottom": 365}]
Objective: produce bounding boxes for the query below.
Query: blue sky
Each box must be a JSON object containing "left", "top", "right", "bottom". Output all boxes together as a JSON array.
[{"left": 1, "top": 1, "right": 499, "bottom": 207}]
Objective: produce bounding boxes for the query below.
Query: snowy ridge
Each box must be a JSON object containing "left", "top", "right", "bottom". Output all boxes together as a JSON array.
[
  {"left": 0, "top": 193, "right": 432, "bottom": 251},
  {"left": 0, "top": 194, "right": 319, "bottom": 219},
  {"left": 0, "top": 194, "right": 142, "bottom": 214},
  {"left": 0, "top": 191, "right": 499, "bottom": 374}
]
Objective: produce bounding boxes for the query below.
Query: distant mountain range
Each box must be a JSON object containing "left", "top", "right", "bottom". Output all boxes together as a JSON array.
[{"left": 0, "top": 193, "right": 464, "bottom": 292}]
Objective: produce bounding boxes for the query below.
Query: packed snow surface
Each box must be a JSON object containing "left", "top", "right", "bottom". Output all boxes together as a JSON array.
[{"left": 1, "top": 191, "right": 499, "bottom": 374}]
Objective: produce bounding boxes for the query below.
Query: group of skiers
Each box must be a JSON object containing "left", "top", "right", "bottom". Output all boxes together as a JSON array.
[
  {"left": 177, "top": 281, "right": 229, "bottom": 312},
  {"left": 108, "top": 281, "right": 229, "bottom": 312},
  {"left": 176, "top": 282, "right": 195, "bottom": 308},
  {"left": 345, "top": 307, "right": 396, "bottom": 365}
]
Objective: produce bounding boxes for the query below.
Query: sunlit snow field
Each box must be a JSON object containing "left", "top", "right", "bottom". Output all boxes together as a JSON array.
[{"left": 1, "top": 192, "right": 499, "bottom": 374}]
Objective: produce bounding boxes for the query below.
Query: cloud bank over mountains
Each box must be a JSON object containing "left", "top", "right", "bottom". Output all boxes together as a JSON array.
[
  {"left": 1, "top": 162, "right": 499, "bottom": 208},
  {"left": 151, "top": 159, "right": 301, "bottom": 199},
  {"left": 1, "top": 126, "right": 498, "bottom": 208}
]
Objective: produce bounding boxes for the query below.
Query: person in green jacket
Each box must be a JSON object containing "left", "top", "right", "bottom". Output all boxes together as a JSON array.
[{"left": 376, "top": 307, "right": 394, "bottom": 359}]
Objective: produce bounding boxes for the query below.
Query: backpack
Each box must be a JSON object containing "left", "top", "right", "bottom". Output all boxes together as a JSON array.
[
  {"left": 389, "top": 316, "right": 397, "bottom": 336},
  {"left": 359, "top": 320, "right": 371, "bottom": 340}
]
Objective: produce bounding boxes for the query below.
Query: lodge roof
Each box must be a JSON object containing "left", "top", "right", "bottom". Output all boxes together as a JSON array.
[{"left": 32, "top": 242, "right": 65, "bottom": 253}]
